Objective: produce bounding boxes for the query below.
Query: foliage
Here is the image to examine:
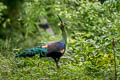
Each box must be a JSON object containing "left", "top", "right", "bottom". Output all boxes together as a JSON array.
[{"left": 0, "top": 0, "right": 120, "bottom": 80}]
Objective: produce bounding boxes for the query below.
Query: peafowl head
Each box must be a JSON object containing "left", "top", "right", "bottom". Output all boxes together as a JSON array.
[{"left": 57, "top": 15, "right": 67, "bottom": 27}]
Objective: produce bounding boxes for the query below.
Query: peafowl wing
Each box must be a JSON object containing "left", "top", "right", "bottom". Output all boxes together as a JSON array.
[{"left": 41, "top": 41, "right": 66, "bottom": 58}]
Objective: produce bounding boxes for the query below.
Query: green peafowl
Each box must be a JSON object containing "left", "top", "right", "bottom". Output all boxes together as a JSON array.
[{"left": 15, "top": 15, "right": 67, "bottom": 69}]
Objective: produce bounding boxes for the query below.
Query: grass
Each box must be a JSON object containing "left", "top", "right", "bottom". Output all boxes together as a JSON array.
[
  {"left": 0, "top": 36, "right": 95, "bottom": 80},
  {"left": 0, "top": 32, "right": 109, "bottom": 80},
  {"left": 0, "top": 52, "right": 91, "bottom": 80}
]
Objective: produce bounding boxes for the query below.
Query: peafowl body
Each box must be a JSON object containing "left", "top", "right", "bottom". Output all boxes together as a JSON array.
[{"left": 15, "top": 15, "right": 67, "bottom": 69}]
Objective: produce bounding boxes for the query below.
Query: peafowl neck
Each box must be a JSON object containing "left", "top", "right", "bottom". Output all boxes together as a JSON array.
[{"left": 61, "top": 27, "right": 67, "bottom": 44}]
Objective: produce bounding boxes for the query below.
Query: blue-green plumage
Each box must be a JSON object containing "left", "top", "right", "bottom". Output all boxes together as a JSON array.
[
  {"left": 15, "top": 46, "right": 47, "bottom": 58},
  {"left": 15, "top": 15, "right": 67, "bottom": 69}
]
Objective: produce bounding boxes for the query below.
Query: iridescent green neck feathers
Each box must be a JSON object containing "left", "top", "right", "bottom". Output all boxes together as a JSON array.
[{"left": 61, "top": 27, "right": 67, "bottom": 44}]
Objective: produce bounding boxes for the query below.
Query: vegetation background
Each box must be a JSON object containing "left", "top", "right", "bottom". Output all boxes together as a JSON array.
[{"left": 0, "top": 0, "right": 120, "bottom": 80}]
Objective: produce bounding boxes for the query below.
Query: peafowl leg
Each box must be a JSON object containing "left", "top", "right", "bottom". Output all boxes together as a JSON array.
[{"left": 54, "top": 58, "right": 60, "bottom": 69}]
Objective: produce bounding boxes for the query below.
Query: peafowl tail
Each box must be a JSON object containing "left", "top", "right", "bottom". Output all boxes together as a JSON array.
[{"left": 15, "top": 46, "right": 47, "bottom": 58}]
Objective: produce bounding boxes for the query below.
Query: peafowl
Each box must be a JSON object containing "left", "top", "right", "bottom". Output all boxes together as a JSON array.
[{"left": 15, "top": 15, "right": 67, "bottom": 69}]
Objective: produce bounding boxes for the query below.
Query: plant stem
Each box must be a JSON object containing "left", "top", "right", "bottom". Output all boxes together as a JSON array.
[{"left": 112, "top": 38, "right": 117, "bottom": 80}]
